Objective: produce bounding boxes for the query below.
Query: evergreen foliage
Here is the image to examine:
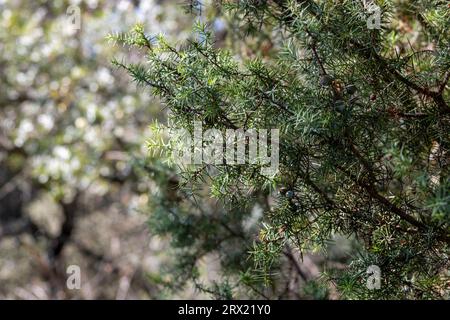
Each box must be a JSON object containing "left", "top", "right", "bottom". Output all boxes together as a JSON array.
[{"left": 111, "top": 0, "right": 450, "bottom": 299}]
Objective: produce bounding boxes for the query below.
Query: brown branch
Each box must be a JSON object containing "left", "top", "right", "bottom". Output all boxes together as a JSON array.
[
  {"left": 438, "top": 71, "right": 450, "bottom": 94},
  {"left": 48, "top": 193, "right": 81, "bottom": 261},
  {"left": 335, "top": 164, "right": 450, "bottom": 244},
  {"left": 283, "top": 248, "right": 308, "bottom": 282}
]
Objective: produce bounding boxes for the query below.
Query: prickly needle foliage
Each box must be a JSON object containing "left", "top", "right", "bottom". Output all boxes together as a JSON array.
[{"left": 112, "top": 0, "right": 450, "bottom": 299}]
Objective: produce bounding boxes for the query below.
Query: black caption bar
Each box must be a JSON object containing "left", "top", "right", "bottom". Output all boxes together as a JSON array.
[{"left": 0, "top": 300, "right": 446, "bottom": 318}]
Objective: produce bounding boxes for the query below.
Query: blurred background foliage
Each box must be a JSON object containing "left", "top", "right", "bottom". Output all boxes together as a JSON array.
[{"left": 0, "top": 0, "right": 197, "bottom": 299}]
